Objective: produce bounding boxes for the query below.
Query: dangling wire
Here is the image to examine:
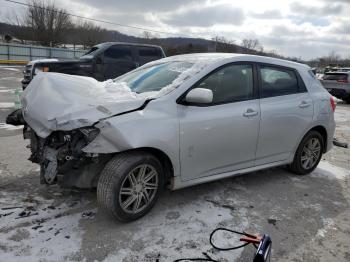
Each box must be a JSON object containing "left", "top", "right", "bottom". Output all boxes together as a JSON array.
[
  {"left": 209, "top": 228, "right": 252, "bottom": 251},
  {"left": 174, "top": 228, "right": 260, "bottom": 261}
]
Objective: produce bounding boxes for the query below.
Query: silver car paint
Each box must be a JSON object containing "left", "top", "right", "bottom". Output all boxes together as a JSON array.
[{"left": 25, "top": 54, "right": 336, "bottom": 190}]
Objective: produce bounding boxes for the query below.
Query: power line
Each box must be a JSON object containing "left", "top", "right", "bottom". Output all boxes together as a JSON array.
[{"left": 4, "top": 0, "right": 211, "bottom": 40}]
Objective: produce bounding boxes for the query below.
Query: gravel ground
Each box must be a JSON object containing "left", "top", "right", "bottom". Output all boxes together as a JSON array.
[{"left": 0, "top": 68, "right": 349, "bottom": 262}]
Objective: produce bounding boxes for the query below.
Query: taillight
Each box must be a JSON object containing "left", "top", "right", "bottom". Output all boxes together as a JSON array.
[
  {"left": 330, "top": 96, "right": 336, "bottom": 112},
  {"left": 337, "top": 79, "right": 349, "bottom": 83}
]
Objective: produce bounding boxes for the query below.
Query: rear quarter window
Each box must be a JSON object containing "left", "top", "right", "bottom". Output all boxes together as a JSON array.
[
  {"left": 138, "top": 47, "right": 162, "bottom": 65},
  {"left": 323, "top": 73, "right": 348, "bottom": 81}
]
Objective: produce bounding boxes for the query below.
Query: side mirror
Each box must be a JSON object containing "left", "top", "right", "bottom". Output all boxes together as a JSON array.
[{"left": 185, "top": 88, "right": 213, "bottom": 104}]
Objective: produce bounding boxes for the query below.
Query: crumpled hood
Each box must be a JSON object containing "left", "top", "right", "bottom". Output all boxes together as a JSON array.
[{"left": 22, "top": 73, "right": 148, "bottom": 138}]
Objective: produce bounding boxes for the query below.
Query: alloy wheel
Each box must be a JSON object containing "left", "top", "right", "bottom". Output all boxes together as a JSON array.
[
  {"left": 119, "top": 164, "right": 159, "bottom": 214},
  {"left": 300, "top": 137, "right": 321, "bottom": 170}
]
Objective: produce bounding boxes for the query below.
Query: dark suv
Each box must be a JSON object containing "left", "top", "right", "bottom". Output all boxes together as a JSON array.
[{"left": 21, "top": 42, "right": 166, "bottom": 89}]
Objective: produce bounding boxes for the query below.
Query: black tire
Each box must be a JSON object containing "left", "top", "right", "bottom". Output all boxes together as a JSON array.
[
  {"left": 289, "top": 131, "right": 324, "bottom": 175},
  {"left": 97, "top": 151, "right": 164, "bottom": 222},
  {"left": 345, "top": 99, "right": 350, "bottom": 104}
]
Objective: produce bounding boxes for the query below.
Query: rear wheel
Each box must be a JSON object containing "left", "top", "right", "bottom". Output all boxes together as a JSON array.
[
  {"left": 97, "top": 151, "right": 164, "bottom": 222},
  {"left": 289, "top": 131, "right": 324, "bottom": 175}
]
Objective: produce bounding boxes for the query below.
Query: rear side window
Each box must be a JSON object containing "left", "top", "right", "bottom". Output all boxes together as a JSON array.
[
  {"left": 104, "top": 45, "right": 132, "bottom": 61},
  {"left": 260, "top": 66, "right": 299, "bottom": 98},
  {"left": 195, "top": 64, "right": 254, "bottom": 104},
  {"left": 138, "top": 47, "right": 161, "bottom": 65},
  {"left": 323, "top": 73, "right": 348, "bottom": 81}
]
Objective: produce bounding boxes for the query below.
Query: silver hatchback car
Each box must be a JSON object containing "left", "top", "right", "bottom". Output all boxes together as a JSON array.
[{"left": 21, "top": 53, "right": 336, "bottom": 221}]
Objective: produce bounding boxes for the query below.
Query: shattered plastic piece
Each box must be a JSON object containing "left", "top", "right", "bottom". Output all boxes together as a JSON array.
[{"left": 82, "top": 211, "right": 96, "bottom": 219}]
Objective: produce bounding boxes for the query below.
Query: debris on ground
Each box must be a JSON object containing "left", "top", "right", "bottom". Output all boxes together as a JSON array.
[
  {"left": 82, "top": 211, "right": 96, "bottom": 219},
  {"left": 267, "top": 218, "right": 277, "bottom": 226}
]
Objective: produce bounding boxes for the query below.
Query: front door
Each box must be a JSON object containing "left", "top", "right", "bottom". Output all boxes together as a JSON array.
[{"left": 178, "top": 63, "right": 260, "bottom": 181}]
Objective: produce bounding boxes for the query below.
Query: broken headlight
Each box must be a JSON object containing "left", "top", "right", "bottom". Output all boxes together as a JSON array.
[
  {"left": 79, "top": 127, "right": 100, "bottom": 142},
  {"left": 34, "top": 66, "right": 49, "bottom": 75}
]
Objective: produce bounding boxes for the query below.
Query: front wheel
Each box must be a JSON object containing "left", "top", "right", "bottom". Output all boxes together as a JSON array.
[
  {"left": 97, "top": 151, "right": 164, "bottom": 222},
  {"left": 289, "top": 131, "right": 324, "bottom": 175}
]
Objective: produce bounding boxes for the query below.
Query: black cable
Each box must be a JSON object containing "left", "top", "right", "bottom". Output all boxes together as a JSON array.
[
  {"left": 209, "top": 228, "right": 251, "bottom": 251},
  {"left": 174, "top": 228, "right": 254, "bottom": 261}
]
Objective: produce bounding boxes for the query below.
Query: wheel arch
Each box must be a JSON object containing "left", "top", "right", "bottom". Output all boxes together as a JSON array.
[{"left": 118, "top": 147, "right": 175, "bottom": 186}]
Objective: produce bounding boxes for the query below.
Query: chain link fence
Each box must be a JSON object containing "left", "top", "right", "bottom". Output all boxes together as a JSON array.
[{"left": 0, "top": 43, "right": 86, "bottom": 63}]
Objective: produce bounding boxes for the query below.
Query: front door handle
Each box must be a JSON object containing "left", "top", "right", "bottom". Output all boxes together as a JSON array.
[
  {"left": 299, "top": 101, "right": 311, "bottom": 108},
  {"left": 243, "top": 109, "right": 258, "bottom": 117}
]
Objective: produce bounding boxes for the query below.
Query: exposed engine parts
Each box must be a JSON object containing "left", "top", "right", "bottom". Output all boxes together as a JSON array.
[{"left": 25, "top": 126, "right": 101, "bottom": 186}]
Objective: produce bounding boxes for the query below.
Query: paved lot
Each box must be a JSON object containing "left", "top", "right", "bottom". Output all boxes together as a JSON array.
[{"left": 0, "top": 67, "right": 349, "bottom": 262}]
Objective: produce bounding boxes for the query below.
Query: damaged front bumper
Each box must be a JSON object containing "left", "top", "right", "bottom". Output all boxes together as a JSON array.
[{"left": 25, "top": 126, "right": 111, "bottom": 188}]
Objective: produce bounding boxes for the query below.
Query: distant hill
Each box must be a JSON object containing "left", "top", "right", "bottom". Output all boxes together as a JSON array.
[{"left": 1, "top": 21, "right": 294, "bottom": 61}]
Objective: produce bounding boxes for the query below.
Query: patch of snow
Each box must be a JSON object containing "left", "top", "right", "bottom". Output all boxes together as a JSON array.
[
  {"left": 103, "top": 194, "right": 249, "bottom": 262},
  {"left": 311, "top": 161, "right": 350, "bottom": 180},
  {"left": 0, "top": 102, "right": 15, "bottom": 109},
  {"left": 334, "top": 107, "right": 350, "bottom": 123},
  {"left": 316, "top": 218, "right": 336, "bottom": 238},
  {"left": 0, "top": 192, "right": 86, "bottom": 261}
]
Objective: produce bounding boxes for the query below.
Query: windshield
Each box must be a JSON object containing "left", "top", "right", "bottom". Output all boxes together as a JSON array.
[
  {"left": 80, "top": 45, "right": 101, "bottom": 59},
  {"left": 114, "top": 61, "right": 194, "bottom": 94}
]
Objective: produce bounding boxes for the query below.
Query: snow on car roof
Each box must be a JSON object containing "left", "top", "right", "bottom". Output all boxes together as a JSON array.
[{"left": 147, "top": 53, "right": 309, "bottom": 71}]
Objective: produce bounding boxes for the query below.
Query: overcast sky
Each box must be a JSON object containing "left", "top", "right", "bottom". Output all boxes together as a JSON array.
[{"left": 1, "top": 0, "right": 349, "bottom": 59}]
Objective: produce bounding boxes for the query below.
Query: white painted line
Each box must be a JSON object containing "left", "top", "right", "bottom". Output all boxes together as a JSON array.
[
  {"left": 0, "top": 102, "right": 15, "bottom": 109},
  {"left": 0, "top": 89, "right": 14, "bottom": 93},
  {"left": 3, "top": 68, "right": 20, "bottom": 72},
  {"left": 0, "top": 123, "right": 23, "bottom": 130}
]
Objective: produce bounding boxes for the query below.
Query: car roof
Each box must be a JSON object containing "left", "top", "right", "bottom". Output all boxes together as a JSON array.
[
  {"left": 156, "top": 53, "right": 310, "bottom": 71},
  {"left": 97, "top": 42, "right": 163, "bottom": 49}
]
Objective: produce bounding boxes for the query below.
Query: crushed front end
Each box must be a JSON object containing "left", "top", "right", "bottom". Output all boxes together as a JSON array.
[{"left": 25, "top": 126, "right": 111, "bottom": 188}]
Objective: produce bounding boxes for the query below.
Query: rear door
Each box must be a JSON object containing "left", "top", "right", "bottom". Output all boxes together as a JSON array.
[
  {"left": 256, "top": 64, "right": 314, "bottom": 165},
  {"left": 102, "top": 45, "right": 137, "bottom": 80}
]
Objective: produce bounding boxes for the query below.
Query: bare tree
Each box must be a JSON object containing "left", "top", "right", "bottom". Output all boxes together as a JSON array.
[
  {"left": 212, "top": 36, "right": 238, "bottom": 53},
  {"left": 241, "top": 38, "right": 263, "bottom": 54},
  {"left": 72, "top": 20, "right": 109, "bottom": 48},
  {"left": 25, "top": 0, "right": 72, "bottom": 46}
]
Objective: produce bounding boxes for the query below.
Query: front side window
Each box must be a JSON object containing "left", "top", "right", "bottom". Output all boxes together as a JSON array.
[
  {"left": 194, "top": 64, "right": 254, "bottom": 104},
  {"left": 260, "top": 66, "right": 299, "bottom": 98}
]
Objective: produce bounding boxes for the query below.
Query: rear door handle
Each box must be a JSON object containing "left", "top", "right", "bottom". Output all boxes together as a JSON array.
[
  {"left": 243, "top": 109, "right": 258, "bottom": 117},
  {"left": 299, "top": 101, "right": 311, "bottom": 108}
]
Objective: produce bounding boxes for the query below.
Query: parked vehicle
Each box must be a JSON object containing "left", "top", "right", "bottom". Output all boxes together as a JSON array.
[
  {"left": 321, "top": 72, "right": 350, "bottom": 103},
  {"left": 17, "top": 53, "right": 336, "bottom": 222},
  {"left": 21, "top": 42, "right": 166, "bottom": 89}
]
